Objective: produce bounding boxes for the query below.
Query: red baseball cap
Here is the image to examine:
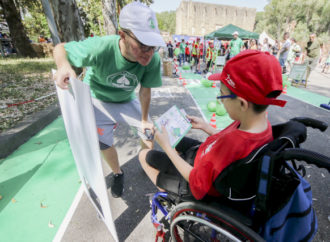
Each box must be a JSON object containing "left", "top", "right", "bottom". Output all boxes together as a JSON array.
[{"left": 208, "top": 50, "right": 286, "bottom": 107}]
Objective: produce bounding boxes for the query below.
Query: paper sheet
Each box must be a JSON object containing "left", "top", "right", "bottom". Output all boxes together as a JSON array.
[
  {"left": 54, "top": 75, "right": 118, "bottom": 241},
  {"left": 154, "top": 105, "right": 192, "bottom": 147}
]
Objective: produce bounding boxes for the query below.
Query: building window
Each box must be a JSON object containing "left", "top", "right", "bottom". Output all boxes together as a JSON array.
[
  {"left": 245, "top": 11, "right": 248, "bottom": 17},
  {"left": 226, "top": 9, "right": 228, "bottom": 16},
  {"left": 194, "top": 6, "right": 196, "bottom": 12},
  {"left": 215, "top": 8, "right": 217, "bottom": 15},
  {"left": 205, "top": 7, "right": 207, "bottom": 14},
  {"left": 192, "top": 27, "right": 195, "bottom": 35},
  {"left": 235, "top": 10, "right": 238, "bottom": 16}
]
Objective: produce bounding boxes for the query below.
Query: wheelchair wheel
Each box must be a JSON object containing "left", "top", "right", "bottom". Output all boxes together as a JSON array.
[{"left": 170, "top": 202, "right": 264, "bottom": 242}]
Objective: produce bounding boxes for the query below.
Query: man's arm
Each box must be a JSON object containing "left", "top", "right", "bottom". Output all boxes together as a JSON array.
[{"left": 53, "top": 43, "right": 77, "bottom": 89}]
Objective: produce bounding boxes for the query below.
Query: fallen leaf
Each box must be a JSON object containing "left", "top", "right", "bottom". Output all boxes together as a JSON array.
[
  {"left": 312, "top": 198, "right": 318, "bottom": 201},
  {"left": 48, "top": 220, "right": 55, "bottom": 228},
  {"left": 135, "top": 209, "right": 140, "bottom": 213},
  {"left": 40, "top": 202, "right": 47, "bottom": 208},
  {"left": 129, "top": 186, "right": 133, "bottom": 191},
  {"left": 321, "top": 173, "right": 325, "bottom": 178},
  {"left": 307, "top": 175, "right": 311, "bottom": 178},
  {"left": 12, "top": 198, "right": 16, "bottom": 203},
  {"left": 35, "top": 142, "right": 42, "bottom": 145},
  {"left": 0, "top": 195, "right": 2, "bottom": 200}
]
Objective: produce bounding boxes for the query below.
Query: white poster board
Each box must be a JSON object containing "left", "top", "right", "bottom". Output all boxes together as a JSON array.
[
  {"left": 289, "top": 63, "right": 307, "bottom": 81},
  {"left": 216, "top": 56, "right": 226, "bottom": 66},
  {"left": 55, "top": 76, "right": 118, "bottom": 241}
]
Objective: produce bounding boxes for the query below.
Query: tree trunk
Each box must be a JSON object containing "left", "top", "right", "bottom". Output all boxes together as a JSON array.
[
  {"left": 49, "top": 0, "right": 85, "bottom": 42},
  {"left": 102, "top": 0, "right": 118, "bottom": 35},
  {"left": 40, "top": 0, "right": 61, "bottom": 45},
  {"left": 0, "top": 0, "right": 37, "bottom": 57}
]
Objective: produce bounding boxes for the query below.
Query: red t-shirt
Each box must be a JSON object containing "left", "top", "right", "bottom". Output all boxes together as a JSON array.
[{"left": 189, "top": 120, "right": 273, "bottom": 200}]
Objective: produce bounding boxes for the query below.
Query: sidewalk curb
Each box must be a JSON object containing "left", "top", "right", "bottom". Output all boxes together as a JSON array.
[{"left": 0, "top": 104, "right": 61, "bottom": 159}]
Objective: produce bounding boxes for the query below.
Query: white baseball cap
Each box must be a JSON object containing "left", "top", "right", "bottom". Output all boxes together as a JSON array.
[
  {"left": 232, "top": 31, "right": 239, "bottom": 36},
  {"left": 119, "top": 2, "right": 165, "bottom": 47}
]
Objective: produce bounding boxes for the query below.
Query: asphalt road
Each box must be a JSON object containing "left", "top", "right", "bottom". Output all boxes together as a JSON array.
[{"left": 61, "top": 76, "right": 330, "bottom": 242}]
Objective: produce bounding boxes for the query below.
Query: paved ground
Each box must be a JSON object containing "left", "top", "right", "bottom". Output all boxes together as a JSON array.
[{"left": 61, "top": 70, "right": 330, "bottom": 242}]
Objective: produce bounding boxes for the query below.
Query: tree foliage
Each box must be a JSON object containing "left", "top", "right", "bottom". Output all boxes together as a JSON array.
[
  {"left": 156, "top": 11, "right": 175, "bottom": 34},
  {"left": 254, "top": 0, "right": 330, "bottom": 44},
  {"left": 21, "top": 1, "right": 50, "bottom": 42}
]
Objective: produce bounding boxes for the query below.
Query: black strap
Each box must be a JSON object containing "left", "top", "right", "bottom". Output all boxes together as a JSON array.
[{"left": 254, "top": 152, "right": 275, "bottom": 225}]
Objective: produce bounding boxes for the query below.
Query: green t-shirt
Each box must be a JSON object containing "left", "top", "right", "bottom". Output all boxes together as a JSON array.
[
  {"left": 229, "top": 38, "right": 243, "bottom": 57},
  {"left": 180, "top": 43, "right": 185, "bottom": 54},
  {"left": 64, "top": 35, "right": 162, "bottom": 103}
]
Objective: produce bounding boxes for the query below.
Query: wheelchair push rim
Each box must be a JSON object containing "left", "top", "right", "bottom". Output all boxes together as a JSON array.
[{"left": 170, "top": 202, "right": 264, "bottom": 242}]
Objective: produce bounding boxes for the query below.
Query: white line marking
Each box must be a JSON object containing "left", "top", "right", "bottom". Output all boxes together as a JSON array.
[{"left": 53, "top": 185, "right": 84, "bottom": 242}]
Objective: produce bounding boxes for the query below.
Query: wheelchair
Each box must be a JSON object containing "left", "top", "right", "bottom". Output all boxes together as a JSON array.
[{"left": 149, "top": 117, "right": 330, "bottom": 242}]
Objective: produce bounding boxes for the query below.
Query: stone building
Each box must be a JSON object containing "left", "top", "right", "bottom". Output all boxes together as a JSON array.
[{"left": 176, "top": 0, "right": 256, "bottom": 36}]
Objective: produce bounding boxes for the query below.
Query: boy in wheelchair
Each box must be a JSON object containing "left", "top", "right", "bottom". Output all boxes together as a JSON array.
[
  {"left": 139, "top": 50, "right": 329, "bottom": 241},
  {"left": 139, "top": 50, "right": 286, "bottom": 201}
]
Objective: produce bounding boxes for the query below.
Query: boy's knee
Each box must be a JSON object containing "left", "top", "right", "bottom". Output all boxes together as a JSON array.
[{"left": 138, "top": 148, "right": 151, "bottom": 163}]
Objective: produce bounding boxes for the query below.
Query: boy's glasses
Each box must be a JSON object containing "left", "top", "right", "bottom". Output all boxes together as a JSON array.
[
  {"left": 216, "top": 94, "right": 236, "bottom": 102},
  {"left": 217, "top": 94, "right": 236, "bottom": 100},
  {"left": 123, "top": 30, "right": 160, "bottom": 53}
]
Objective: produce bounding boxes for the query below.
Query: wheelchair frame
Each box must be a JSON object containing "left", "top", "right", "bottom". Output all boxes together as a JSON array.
[{"left": 149, "top": 117, "right": 330, "bottom": 242}]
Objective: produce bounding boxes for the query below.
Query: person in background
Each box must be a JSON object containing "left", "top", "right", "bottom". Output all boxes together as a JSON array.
[
  {"left": 191, "top": 37, "right": 200, "bottom": 73},
  {"left": 321, "top": 51, "right": 330, "bottom": 74},
  {"left": 249, "top": 39, "right": 258, "bottom": 50},
  {"left": 304, "top": 33, "right": 320, "bottom": 83},
  {"left": 185, "top": 42, "right": 190, "bottom": 63},
  {"left": 203, "top": 42, "right": 215, "bottom": 73},
  {"left": 228, "top": 31, "right": 243, "bottom": 59},
  {"left": 261, "top": 38, "right": 270, "bottom": 53},
  {"left": 287, "top": 38, "right": 301, "bottom": 71},
  {"left": 272, "top": 40, "right": 280, "bottom": 57},
  {"left": 179, "top": 39, "right": 185, "bottom": 66},
  {"left": 278, "top": 32, "right": 291, "bottom": 73},
  {"left": 167, "top": 41, "right": 173, "bottom": 58}
]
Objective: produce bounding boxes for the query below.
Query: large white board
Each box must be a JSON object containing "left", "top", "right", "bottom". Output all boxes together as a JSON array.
[{"left": 55, "top": 76, "right": 118, "bottom": 241}]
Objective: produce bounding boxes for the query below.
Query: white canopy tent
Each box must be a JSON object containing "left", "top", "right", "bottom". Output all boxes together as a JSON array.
[{"left": 259, "top": 31, "right": 275, "bottom": 45}]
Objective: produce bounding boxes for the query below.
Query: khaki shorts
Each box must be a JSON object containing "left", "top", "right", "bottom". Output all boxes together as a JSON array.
[{"left": 92, "top": 98, "right": 149, "bottom": 147}]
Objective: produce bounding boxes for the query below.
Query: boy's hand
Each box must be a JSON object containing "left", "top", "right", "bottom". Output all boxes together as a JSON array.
[
  {"left": 55, "top": 66, "right": 76, "bottom": 90},
  {"left": 186, "top": 115, "right": 207, "bottom": 130},
  {"left": 155, "top": 126, "right": 171, "bottom": 150}
]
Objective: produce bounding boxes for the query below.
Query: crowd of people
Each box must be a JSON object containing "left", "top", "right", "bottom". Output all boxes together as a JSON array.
[{"left": 164, "top": 31, "right": 329, "bottom": 78}]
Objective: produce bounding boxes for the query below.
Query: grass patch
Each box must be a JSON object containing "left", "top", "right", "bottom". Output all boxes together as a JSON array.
[{"left": 0, "top": 57, "right": 57, "bottom": 132}]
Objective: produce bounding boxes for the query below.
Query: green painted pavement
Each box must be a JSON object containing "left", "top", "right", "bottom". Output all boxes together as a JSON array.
[
  {"left": 285, "top": 84, "right": 329, "bottom": 108},
  {"left": 187, "top": 83, "right": 234, "bottom": 130},
  {"left": 0, "top": 117, "right": 80, "bottom": 242}
]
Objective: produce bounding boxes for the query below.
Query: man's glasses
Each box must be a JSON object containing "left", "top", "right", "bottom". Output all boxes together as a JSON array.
[{"left": 123, "top": 30, "right": 160, "bottom": 53}]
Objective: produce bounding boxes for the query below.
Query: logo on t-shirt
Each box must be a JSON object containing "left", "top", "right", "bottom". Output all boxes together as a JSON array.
[
  {"left": 106, "top": 71, "right": 138, "bottom": 91},
  {"left": 201, "top": 140, "right": 216, "bottom": 157}
]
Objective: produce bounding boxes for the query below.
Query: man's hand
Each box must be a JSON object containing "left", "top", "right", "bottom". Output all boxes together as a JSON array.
[
  {"left": 141, "top": 120, "right": 154, "bottom": 135},
  {"left": 55, "top": 66, "right": 77, "bottom": 90},
  {"left": 53, "top": 43, "right": 77, "bottom": 90},
  {"left": 155, "top": 126, "right": 171, "bottom": 151}
]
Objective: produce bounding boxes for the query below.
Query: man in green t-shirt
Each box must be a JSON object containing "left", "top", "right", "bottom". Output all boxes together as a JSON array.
[
  {"left": 179, "top": 39, "right": 185, "bottom": 66},
  {"left": 228, "top": 31, "right": 243, "bottom": 59},
  {"left": 53, "top": 2, "right": 165, "bottom": 198},
  {"left": 304, "top": 33, "right": 320, "bottom": 82}
]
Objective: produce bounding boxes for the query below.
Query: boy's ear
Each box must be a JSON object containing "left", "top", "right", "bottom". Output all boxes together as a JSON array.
[{"left": 237, "top": 97, "right": 249, "bottom": 111}]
